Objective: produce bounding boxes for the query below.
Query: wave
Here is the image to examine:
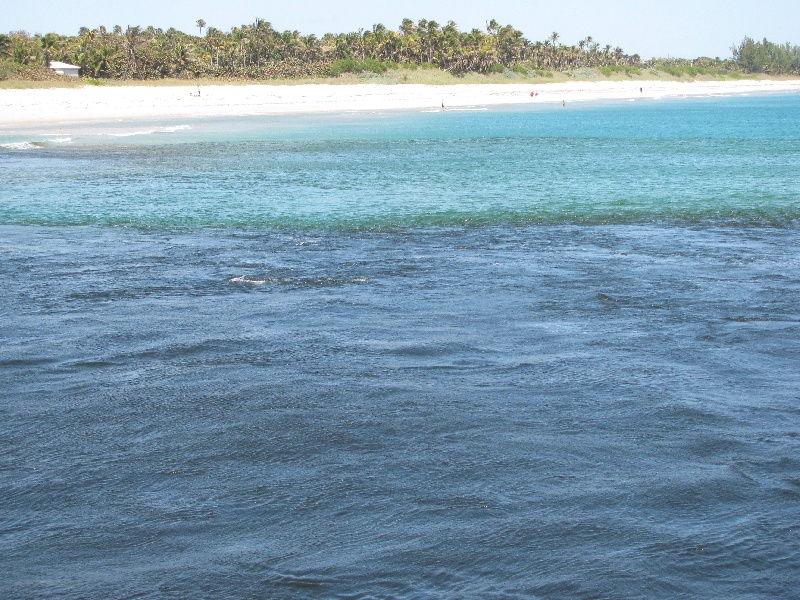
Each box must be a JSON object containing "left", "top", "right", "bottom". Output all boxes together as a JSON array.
[
  {"left": 1, "top": 137, "right": 70, "bottom": 149},
  {"left": 0, "top": 141, "right": 44, "bottom": 150},
  {"left": 100, "top": 130, "right": 156, "bottom": 137},
  {"left": 98, "top": 125, "right": 191, "bottom": 137},
  {"left": 229, "top": 275, "right": 369, "bottom": 286},
  {"left": 229, "top": 275, "right": 268, "bottom": 284}
]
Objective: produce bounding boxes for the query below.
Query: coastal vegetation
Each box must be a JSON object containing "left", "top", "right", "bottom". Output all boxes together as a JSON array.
[
  {"left": 0, "top": 19, "right": 797, "bottom": 83},
  {"left": 731, "top": 37, "right": 800, "bottom": 75}
]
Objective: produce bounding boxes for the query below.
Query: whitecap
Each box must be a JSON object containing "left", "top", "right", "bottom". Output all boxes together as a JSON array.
[
  {"left": 0, "top": 141, "right": 41, "bottom": 150},
  {"left": 229, "top": 275, "right": 268, "bottom": 284},
  {"left": 100, "top": 130, "right": 157, "bottom": 137},
  {"left": 229, "top": 275, "right": 367, "bottom": 286},
  {"left": 98, "top": 125, "right": 189, "bottom": 138},
  {"left": 49, "top": 137, "right": 72, "bottom": 143}
]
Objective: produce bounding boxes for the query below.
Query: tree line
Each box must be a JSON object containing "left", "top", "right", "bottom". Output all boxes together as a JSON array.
[
  {"left": 0, "top": 19, "right": 642, "bottom": 79},
  {"left": 0, "top": 18, "right": 796, "bottom": 80},
  {"left": 731, "top": 37, "right": 800, "bottom": 75}
]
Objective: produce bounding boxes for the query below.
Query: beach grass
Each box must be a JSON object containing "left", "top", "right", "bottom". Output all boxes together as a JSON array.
[{"left": 0, "top": 67, "right": 773, "bottom": 90}]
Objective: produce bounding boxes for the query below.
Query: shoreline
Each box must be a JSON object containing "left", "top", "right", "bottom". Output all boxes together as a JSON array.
[{"left": 1, "top": 79, "right": 800, "bottom": 126}]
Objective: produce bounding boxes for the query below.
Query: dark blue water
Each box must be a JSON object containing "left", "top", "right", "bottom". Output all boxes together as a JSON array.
[{"left": 2, "top": 95, "right": 800, "bottom": 598}]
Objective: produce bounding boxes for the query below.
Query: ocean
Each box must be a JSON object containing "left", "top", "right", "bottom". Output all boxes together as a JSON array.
[{"left": 1, "top": 94, "right": 799, "bottom": 598}]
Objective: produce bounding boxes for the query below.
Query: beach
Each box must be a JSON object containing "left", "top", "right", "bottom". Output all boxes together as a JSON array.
[{"left": 1, "top": 79, "right": 800, "bottom": 125}]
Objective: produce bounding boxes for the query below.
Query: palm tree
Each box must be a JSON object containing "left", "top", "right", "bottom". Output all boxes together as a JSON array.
[
  {"left": 171, "top": 42, "right": 193, "bottom": 74},
  {"left": 251, "top": 18, "right": 272, "bottom": 66},
  {"left": 40, "top": 32, "right": 59, "bottom": 67},
  {"left": 420, "top": 20, "right": 440, "bottom": 64},
  {"left": 197, "top": 19, "right": 206, "bottom": 37},
  {"left": 205, "top": 27, "right": 222, "bottom": 67},
  {"left": 10, "top": 33, "right": 40, "bottom": 65},
  {"left": 123, "top": 26, "right": 143, "bottom": 77},
  {"left": 0, "top": 33, "right": 11, "bottom": 59},
  {"left": 89, "top": 43, "right": 116, "bottom": 77}
]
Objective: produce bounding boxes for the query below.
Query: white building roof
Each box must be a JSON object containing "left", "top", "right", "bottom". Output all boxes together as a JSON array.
[{"left": 49, "top": 61, "right": 80, "bottom": 69}]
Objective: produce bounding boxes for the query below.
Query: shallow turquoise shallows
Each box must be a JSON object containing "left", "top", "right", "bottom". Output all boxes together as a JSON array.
[
  {"left": 3, "top": 94, "right": 800, "bottom": 228},
  {"left": 2, "top": 93, "right": 799, "bottom": 598}
]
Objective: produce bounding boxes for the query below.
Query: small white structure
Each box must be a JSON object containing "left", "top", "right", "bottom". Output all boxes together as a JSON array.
[{"left": 49, "top": 61, "right": 80, "bottom": 77}]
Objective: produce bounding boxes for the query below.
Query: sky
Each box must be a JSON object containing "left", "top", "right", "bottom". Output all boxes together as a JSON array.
[{"left": 3, "top": 0, "right": 799, "bottom": 59}]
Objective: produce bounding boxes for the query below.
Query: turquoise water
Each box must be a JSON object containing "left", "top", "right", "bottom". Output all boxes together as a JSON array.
[
  {"left": 2, "top": 94, "right": 800, "bottom": 598},
  {"left": 3, "top": 95, "right": 800, "bottom": 228}
]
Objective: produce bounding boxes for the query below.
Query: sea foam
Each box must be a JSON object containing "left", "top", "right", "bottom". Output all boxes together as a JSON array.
[
  {"left": 99, "top": 125, "right": 191, "bottom": 137},
  {"left": 0, "top": 141, "right": 42, "bottom": 150}
]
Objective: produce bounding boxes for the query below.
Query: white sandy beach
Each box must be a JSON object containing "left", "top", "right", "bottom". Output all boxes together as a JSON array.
[{"left": 1, "top": 79, "right": 799, "bottom": 125}]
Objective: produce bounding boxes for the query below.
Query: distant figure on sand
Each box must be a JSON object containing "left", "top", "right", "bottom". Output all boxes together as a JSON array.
[
  {"left": 562, "top": 100, "right": 566, "bottom": 107},
  {"left": 640, "top": 87, "right": 643, "bottom": 93}
]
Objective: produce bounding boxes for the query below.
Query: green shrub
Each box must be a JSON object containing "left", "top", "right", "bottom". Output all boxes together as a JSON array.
[
  {"left": 658, "top": 64, "right": 707, "bottom": 78},
  {"left": 0, "top": 61, "right": 65, "bottom": 81},
  {"left": 660, "top": 66, "right": 682, "bottom": 77},
  {"left": 599, "top": 65, "right": 643, "bottom": 77},
  {"left": 330, "top": 58, "right": 390, "bottom": 76}
]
